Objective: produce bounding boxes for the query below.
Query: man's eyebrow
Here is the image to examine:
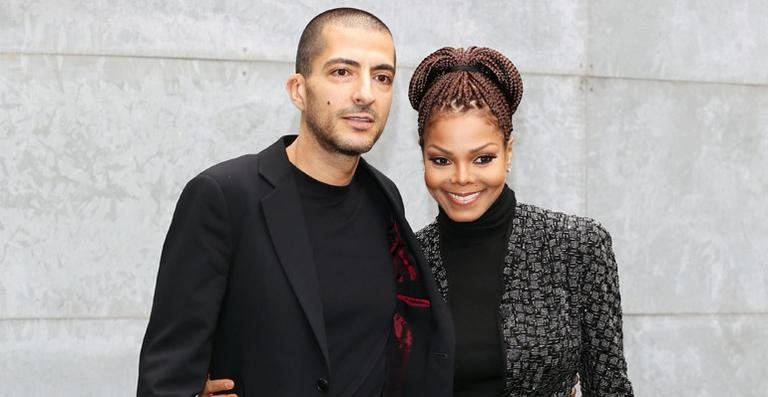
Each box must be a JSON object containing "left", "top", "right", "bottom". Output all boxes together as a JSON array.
[
  {"left": 322, "top": 58, "right": 395, "bottom": 73},
  {"left": 322, "top": 58, "right": 360, "bottom": 69},
  {"left": 372, "top": 63, "right": 396, "bottom": 73}
]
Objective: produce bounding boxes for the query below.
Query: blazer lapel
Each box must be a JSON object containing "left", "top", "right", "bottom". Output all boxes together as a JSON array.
[
  {"left": 361, "top": 159, "right": 452, "bottom": 327},
  {"left": 259, "top": 136, "right": 330, "bottom": 368}
]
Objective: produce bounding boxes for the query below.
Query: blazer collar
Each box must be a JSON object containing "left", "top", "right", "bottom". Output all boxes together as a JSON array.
[
  {"left": 258, "top": 135, "right": 298, "bottom": 187},
  {"left": 358, "top": 158, "right": 407, "bottom": 221},
  {"left": 258, "top": 135, "right": 388, "bottom": 198}
]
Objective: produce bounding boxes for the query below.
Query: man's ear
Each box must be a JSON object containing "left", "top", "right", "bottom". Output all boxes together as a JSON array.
[{"left": 286, "top": 73, "right": 307, "bottom": 111}]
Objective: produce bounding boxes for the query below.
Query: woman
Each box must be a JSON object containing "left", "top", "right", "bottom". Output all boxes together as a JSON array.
[{"left": 204, "top": 46, "right": 633, "bottom": 396}]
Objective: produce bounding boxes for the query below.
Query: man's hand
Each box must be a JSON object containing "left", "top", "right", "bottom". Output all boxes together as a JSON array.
[{"left": 200, "top": 376, "right": 236, "bottom": 397}]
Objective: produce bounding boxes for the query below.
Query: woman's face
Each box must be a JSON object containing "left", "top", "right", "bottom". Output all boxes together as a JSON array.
[{"left": 422, "top": 110, "right": 512, "bottom": 223}]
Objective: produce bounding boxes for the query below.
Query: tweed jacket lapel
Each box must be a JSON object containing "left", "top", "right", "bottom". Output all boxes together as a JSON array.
[{"left": 414, "top": 222, "right": 448, "bottom": 302}]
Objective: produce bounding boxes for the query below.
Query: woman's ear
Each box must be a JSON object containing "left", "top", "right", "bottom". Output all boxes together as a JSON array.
[
  {"left": 505, "top": 135, "right": 514, "bottom": 172},
  {"left": 286, "top": 73, "right": 307, "bottom": 111}
]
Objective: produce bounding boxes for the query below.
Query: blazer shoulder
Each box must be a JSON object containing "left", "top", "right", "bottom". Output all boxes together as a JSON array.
[
  {"left": 415, "top": 221, "right": 438, "bottom": 248},
  {"left": 199, "top": 154, "right": 262, "bottom": 185},
  {"left": 186, "top": 153, "right": 276, "bottom": 217},
  {"left": 360, "top": 160, "right": 408, "bottom": 217},
  {"left": 515, "top": 202, "right": 610, "bottom": 240},
  {"left": 363, "top": 161, "right": 399, "bottom": 195}
]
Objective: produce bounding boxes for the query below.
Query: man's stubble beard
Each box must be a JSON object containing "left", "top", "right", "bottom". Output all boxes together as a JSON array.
[{"left": 304, "top": 97, "right": 386, "bottom": 157}]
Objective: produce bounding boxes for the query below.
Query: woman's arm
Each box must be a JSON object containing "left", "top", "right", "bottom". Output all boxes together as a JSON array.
[{"left": 578, "top": 221, "right": 634, "bottom": 396}]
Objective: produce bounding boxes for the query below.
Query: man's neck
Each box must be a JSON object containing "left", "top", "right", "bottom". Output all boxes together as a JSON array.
[{"left": 286, "top": 133, "right": 361, "bottom": 186}]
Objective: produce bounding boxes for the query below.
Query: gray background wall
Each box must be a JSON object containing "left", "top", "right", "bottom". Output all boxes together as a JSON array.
[{"left": 1, "top": 1, "right": 766, "bottom": 395}]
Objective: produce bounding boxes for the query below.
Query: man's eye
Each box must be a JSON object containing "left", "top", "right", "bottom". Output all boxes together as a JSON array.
[
  {"left": 332, "top": 69, "right": 350, "bottom": 77},
  {"left": 375, "top": 75, "right": 393, "bottom": 84}
]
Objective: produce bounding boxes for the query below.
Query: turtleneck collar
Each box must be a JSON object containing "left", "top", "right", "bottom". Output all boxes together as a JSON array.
[{"left": 437, "top": 185, "right": 516, "bottom": 240}]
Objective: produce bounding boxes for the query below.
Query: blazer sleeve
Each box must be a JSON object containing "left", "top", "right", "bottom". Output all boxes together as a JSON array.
[
  {"left": 138, "top": 174, "right": 231, "bottom": 396},
  {"left": 578, "top": 221, "right": 634, "bottom": 396}
]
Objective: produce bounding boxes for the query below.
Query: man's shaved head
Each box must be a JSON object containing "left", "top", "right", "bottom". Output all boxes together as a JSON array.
[{"left": 295, "top": 7, "right": 394, "bottom": 76}]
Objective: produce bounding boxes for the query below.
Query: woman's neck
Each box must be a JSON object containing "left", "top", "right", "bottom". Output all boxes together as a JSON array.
[{"left": 438, "top": 185, "right": 516, "bottom": 240}]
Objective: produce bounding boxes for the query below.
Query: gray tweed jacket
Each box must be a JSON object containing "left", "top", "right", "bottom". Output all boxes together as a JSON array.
[{"left": 416, "top": 202, "right": 634, "bottom": 397}]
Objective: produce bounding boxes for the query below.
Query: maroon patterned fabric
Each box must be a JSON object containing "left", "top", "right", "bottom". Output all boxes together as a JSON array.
[
  {"left": 387, "top": 218, "right": 432, "bottom": 395},
  {"left": 390, "top": 220, "right": 419, "bottom": 283}
]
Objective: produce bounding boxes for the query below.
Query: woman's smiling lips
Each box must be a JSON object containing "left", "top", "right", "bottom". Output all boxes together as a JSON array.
[{"left": 446, "top": 190, "right": 482, "bottom": 205}]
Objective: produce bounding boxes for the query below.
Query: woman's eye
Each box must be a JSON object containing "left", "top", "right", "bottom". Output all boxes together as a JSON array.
[
  {"left": 430, "top": 157, "right": 450, "bottom": 166},
  {"left": 474, "top": 155, "right": 497, "bottom": 164}
]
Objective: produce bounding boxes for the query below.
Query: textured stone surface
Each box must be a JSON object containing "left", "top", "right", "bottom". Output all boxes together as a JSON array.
[
  {"left": 508, "top": 74, "right": 586, "bottom": 217},
  {"left": 0, "top": 319, "right": 146, "bottom": 395},
  {"left": 1, "top": 1, "right": 767, "bottom": 395},
  {"left": 381, "top": 0, "right": 588, "bottom": 73},
  {"left": 589, "top": 0, "right": 768, "bottom": 84},
  {"left": 586, "top": 77, "right": 768, "bottom": 314},
  {"left": 623, "top": 314, "right": 768, "bottom": 396},
  {"left": 0, "top": 0, "right": 305, "bottom": 61},
  {"left": 0, "top": 0, "right": 587, "bottom": 73},
  {"left": 0, "top": 54, "right": 295, "bottom": 318}
]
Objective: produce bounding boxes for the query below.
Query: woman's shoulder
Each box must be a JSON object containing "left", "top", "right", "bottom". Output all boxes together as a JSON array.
[
  {"left": 415, "top": 221, "right": 439, "bottom": 246},
  {"left": 515, "top": 202, "right": 611, "bottom": 241},
  {"left": 415, "top": 202, "right": 612, "bottom": 245}
]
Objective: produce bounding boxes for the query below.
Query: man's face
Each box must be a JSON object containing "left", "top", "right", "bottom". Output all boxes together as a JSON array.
[{"left": 301, "top": 24, "right": 396, "bottom": 156}]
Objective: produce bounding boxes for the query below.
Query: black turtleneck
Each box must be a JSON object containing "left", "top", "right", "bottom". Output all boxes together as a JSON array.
[{"left": 437, "top": 185, "right": 516, "bottom": 397}]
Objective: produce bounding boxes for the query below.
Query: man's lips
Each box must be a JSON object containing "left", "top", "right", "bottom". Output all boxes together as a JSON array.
[
  {"left": 446, "top": 191, "right": 481, "bottom": 205},
  {"left": 342, "top": 114, "right": 374, "bottom": 129}
]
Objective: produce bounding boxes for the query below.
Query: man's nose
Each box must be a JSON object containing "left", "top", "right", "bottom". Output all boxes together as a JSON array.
[{"left": 352, "top": 75, "right": 375, "bottom": 105}]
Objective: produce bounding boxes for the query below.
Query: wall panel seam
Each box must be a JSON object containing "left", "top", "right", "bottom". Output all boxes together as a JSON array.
[{"left": 2, "top": 51, "right": 765, "bottom": 88}]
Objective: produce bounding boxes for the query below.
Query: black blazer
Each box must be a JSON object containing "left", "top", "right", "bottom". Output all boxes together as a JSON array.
[{"left": 138, "top": 136, "right": 454, "bottom": 397}]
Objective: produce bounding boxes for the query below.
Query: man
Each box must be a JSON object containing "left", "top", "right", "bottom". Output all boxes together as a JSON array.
[{"left": 138, "top": 8, "right": 454, "bottom": 397}]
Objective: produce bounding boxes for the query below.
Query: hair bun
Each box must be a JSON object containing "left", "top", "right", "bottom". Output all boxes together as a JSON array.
[
  {"left": 408, "top": 46, "right": 523, "bottom": 115},
  {"left": 408, "top": 47, "right": 458, "bottom": 111}
]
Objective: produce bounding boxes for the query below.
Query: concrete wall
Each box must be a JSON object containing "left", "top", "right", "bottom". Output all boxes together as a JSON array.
[{"left": 1, "top": 1, "right": 766, "bottom": 395}]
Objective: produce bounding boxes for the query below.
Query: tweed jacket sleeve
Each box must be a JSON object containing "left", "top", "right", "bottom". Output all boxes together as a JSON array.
[{"left": 574, "top": 220, "right": 634, "bottom": 395}]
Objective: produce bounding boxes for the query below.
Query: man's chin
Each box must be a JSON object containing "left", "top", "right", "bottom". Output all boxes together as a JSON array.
[
  {"left": 336, "top": 134, "right": 381, "bottom": 155},
  {"left": 335, "top": 143, "right": 375, "bottom": 156},
  {"left": 308, "top": 123, "right": 383, "bottom": 156}
]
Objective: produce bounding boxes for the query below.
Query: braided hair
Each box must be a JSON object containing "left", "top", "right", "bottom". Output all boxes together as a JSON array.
[{"left": 408, "top": 46, "right": 523, "bottom": 147}]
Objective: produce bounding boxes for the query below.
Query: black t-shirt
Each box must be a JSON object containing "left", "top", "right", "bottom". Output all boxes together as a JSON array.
[{"left": 293, "top": 164, "right": 396, "bottom": 397}]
